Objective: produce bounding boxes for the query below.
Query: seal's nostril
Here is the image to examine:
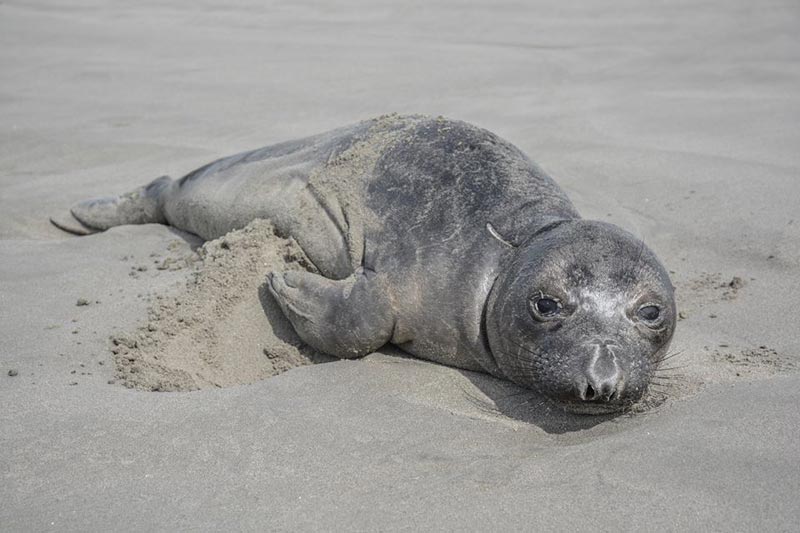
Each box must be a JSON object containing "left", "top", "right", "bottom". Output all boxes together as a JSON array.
[
  {"left": 574, "top": 376, "right": 622, "bottom": 403},
  {"left": 577, "top": 375, "right": 623, "bottom": 403},
  {"left": 584, "top": 383, "right": 596, "bottom": 401}
]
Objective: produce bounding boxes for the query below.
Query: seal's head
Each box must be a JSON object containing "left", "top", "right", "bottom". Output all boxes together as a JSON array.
[{"left": 486, "top": 220, "right": 676, "bottom": 414}]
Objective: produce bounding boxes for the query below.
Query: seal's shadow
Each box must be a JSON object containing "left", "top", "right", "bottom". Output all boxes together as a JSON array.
[
  {"left": 457, "top": 367, "right": 619, "bottom": 434},
  {"left": 166, "top": 227, "right": 204, "bottom": 250},
  {"left": 375, "top": 347, "right": 619, "bottom": 435}
]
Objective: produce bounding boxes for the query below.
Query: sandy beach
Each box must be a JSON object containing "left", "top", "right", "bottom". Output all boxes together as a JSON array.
[{"left": 2, "top": 0, "right": 799, "bottom": 530}]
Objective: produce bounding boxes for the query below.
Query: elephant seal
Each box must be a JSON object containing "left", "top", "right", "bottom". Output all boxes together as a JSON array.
[{"left": 52, "top": 114, "right": 676, "bottom": 414}]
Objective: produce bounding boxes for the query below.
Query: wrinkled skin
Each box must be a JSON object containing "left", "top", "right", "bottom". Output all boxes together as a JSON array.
[{"left": 58, "top": 115, "right": 677, "bottom": 414}]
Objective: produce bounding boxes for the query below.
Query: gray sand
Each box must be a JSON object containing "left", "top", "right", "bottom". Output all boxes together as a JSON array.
[{"left": 2, "top": 0, "right": 799, "bottom": 530}]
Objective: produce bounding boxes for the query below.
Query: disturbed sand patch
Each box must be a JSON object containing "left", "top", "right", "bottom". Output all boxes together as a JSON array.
[
  {"left": 644, "top": 343, "right": 796, "bottom": 409},
  {"left": 674, "top": 271, "right": 749, "bottom": 321},
  {"left": 708, "top": 345, "right": 796, "bottom": 377},
  {"left": 654, "top": 269, "right": 797, "bottom": 404},
  {"left": 612, "top": 269, "right": 763, "bottom": 409},
  {"left": 111, "top": 220, "right": 332, "bottom": 391}
]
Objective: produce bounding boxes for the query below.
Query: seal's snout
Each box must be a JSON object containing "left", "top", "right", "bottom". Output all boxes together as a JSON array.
[{"left": 574, "top": 340, "right": 624, "bottom": 403}]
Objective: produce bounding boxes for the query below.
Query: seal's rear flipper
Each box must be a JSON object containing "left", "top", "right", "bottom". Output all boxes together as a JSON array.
[
  {"left": 49, "top": 212, "right": 102, "bottom": 235},
  {"left": 53, "top": 175, "right": 173, "bottom": 234}
]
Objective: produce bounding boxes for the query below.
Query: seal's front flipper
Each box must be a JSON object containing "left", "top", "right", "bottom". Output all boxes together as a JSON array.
[
  {"left": 54, "top": 175, "right": 173, "bottom": 234},
  {"left": 267, "top": 269, "right": 395, "bottom": 359}
]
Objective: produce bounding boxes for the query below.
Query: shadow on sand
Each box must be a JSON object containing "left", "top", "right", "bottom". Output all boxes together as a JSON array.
[
  {"left": 367, "top": 347, "right": 620, "bottom": 435},
  {"left": 456, "top": 366, "right": 619, "bottom": 434}
]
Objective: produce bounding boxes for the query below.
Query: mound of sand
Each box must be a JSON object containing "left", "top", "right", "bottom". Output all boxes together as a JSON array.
[{"left": 111, "top": 219, "right": 333, "bottom": 391}]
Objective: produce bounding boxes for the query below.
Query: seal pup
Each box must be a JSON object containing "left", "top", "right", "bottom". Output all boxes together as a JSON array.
[{"left": 52, "top": 115, "right": 676, "bottom": 414}]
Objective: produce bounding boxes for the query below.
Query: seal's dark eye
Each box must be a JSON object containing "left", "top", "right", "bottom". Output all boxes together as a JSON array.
[
  {"left": 536, "top": 298, "right": 559, "bottom": 315},
  {"left": 638, "top": 305, "right": 660, "bottom": 322},
  {"left": 529, "top": 293, "right": 564, "bottom": 321}
]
